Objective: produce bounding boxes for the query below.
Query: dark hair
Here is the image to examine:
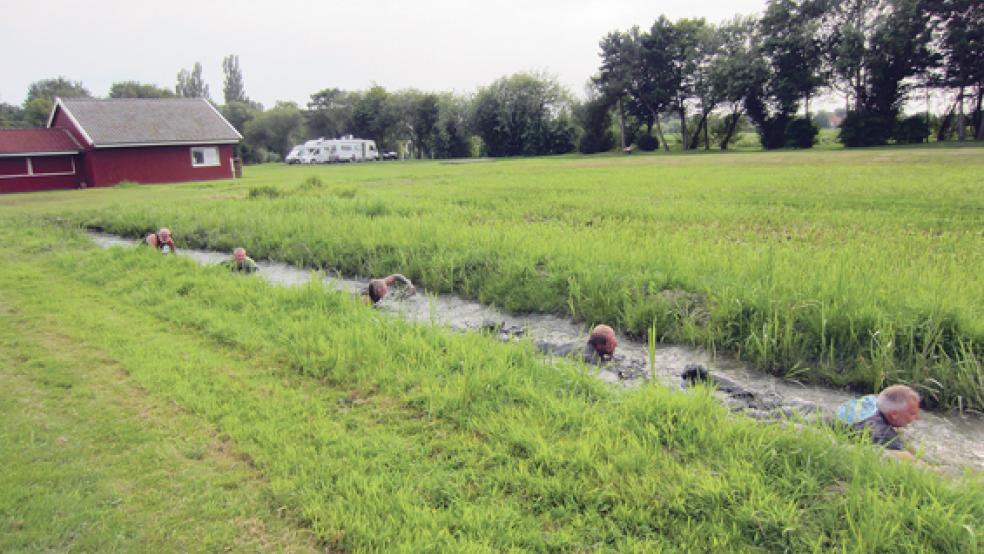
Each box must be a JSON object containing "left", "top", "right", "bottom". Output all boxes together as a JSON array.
[{"left": 366, "top": 282, "right": 383, "bottom": 303}]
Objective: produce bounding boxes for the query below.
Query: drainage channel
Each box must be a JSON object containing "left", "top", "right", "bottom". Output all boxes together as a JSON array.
[{"left": 89, "top": 232, "right": 984, "bottom": 474}]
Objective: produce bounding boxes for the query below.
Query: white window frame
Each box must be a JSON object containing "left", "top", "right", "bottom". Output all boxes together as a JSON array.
[{"left": 191, "top": 146, "right": 221, "bottom": 168}]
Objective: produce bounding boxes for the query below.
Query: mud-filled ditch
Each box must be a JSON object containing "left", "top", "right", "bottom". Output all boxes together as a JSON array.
[{"left": 89, "top": 232, "right": 984, "bottom": 474}]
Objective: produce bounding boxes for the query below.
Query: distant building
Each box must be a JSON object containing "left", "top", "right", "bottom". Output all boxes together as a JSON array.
[{"left": 0, "top": 97, "right": 241, "bottom": 194}]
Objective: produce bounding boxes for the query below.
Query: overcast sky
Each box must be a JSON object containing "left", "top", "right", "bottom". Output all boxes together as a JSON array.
[{"left": 2, "top": 0, "right": 771, "bottom": 108}]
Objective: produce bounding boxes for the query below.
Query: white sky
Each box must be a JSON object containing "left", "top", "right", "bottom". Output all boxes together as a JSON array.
[{"left": 2, "top": 0, "right": 769, "bottom": 108}]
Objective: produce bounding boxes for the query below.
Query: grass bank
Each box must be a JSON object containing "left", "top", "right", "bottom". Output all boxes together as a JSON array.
[
  {"left": 0, "top": 217, "right": 981, "bottom": 551},
  {"left": 36, "top": 146, "right": 984, "bottom": 409}
]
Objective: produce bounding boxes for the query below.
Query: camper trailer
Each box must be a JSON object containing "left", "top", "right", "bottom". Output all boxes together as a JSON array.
[
  {"left": 325, "top": 136, "right": 379, "bottom": 162},
  {"left": 286, "top": 145, "right": 305, "bottom": 164},
  {"left": 287, "top": 136, "right": 380, "bottom": 164}
]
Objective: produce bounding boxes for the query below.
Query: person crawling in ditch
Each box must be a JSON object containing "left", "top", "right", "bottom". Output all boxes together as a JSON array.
[
  {"left": 537, "top": 324, "right": 619, "bottom": 365},
  {"left": 222, "top": 247, "right": 259, "bottom": 273},
  {"left": 834, "top": 384, "right": 920, "bottom": 457},
  {"left": 363, "top": 274, "right": 416, "bottom": 304},
  {"left": 144, "top": 227, "right": 177, "bottom": 254}
]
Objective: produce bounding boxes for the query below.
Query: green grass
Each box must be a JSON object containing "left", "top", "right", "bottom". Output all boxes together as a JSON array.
[
  {"left": 0, "top": 217, "right": 982, "bottom": 552},
  {"left": 21, "top": 145, "right": 982, "bottom": 409}
]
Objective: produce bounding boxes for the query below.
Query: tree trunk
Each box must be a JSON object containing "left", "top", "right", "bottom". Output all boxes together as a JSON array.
[
  {"left": 688, "top": 111, "right": 709, "bottom": 150},
  {"left": 654, "top": 114, "right": 669, "bottom": 152},
  {"left": 704, "top": 114, "right": 710, "bottom": 150},
  {"left": 958, "top": 86, "right": 966, "bottom": 142},
  {"left": 937, "top": 99, "right": 957, "bottom": 142},
  {"left": 975, "top": 86, "right": 984, "bottom": 141},
  {"left": 720, "top": 111, "right": 740, "bottom": 150},
  {"left": 679, "top": 108, "right": 688, "bottom": 151},
  {"left": 617, "top": 98, "right": 626, "bottom": 150}
]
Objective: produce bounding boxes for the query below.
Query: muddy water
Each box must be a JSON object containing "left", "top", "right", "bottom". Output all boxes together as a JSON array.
[{"left": 89, "top": 233, "right": 984, "bottom": 474}]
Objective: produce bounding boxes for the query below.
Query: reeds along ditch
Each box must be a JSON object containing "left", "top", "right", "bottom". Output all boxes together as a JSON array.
[{"left": 71, "top": 156, "right": 984, "bottom": 410}]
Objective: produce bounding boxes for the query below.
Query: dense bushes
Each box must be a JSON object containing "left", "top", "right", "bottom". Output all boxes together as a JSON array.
[
  {"left": 785, "top": 118, "right": 818, "bottom": 148},
  {"left": 636, "top": 134, "right": 659, "bottom": 151}
]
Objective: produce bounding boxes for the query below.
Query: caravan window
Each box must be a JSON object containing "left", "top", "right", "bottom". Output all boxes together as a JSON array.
[{"left": 342, "top": 145, "right": 352, "bottom": 151}]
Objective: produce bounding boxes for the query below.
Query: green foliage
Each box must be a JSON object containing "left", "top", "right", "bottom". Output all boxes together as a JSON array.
[
  {"left": 839, "top": 111, "right": 898, "bottom": 147},
  {"left": 472, "top": 72, "right": 576, "bottom": 156},
  {"left": 244, "top": 102, "right": 304, "bottom": 158},
  {"left": 575, "top": 97, "right": 615, "bottom": 155},
  {"left": 108, "top": 81, "right": 175, "bottom": 98},
  {"left": 785, "top": 117, "right": 819, "bottom": 148},
  {"left": 636, "top": 133, "right": 658, "bottom": 151},
  {"left": 895, "top": 115, "right": 931, "bottom": 144},
  {"left": 221, "top": 54, "right": 247, "bottom": 104},
  {"left": 175, "top": 62, "right": 209, "bottom": 99},
  {"left": 0, "top": 102, "right": 25, "bottom": 128},
  {"left": 22, "top": 77, "right": 91, "bottom": 127}
]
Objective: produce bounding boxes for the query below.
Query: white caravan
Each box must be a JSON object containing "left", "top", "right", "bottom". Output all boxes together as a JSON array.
[
  {"left": 285, "top": 144, "right": 305, "bottom": 164},
  {"left": 324, "top": 135, "right": 379, "bottom": 162},
  {"left": 288, "top": 136, "right": 380, "bottom": 164}
]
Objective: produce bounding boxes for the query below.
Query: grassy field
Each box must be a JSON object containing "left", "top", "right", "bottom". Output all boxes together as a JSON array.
[
  {"left": 31, "top": 145, "right": 984, "bottom": 410},
  {"left": 0, "top": 216, "right": 981, "bottom": 552}
]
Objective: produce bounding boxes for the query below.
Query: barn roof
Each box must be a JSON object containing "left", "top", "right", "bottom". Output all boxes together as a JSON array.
[
  {"left": 0, "top": 128, "right": 82, "bottom": 157},
  {"left": 50, "top": 97, "right": 242, "bottom": 147}
]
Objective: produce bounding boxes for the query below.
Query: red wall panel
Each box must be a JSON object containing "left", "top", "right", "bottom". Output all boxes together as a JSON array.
[
  {"left": 50, "top": 108, "right": 91, "bottom": 148},
  {"left": 0, "top": 157, "right": 29, "bottom": 176},
  {"left": 0, "top": 155, "right": 82, "bottom": 193},
  {"left": 85, "top": 144, "right": 235, "bottom": 187}
]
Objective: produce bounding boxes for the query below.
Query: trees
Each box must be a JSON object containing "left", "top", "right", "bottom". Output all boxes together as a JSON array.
[
  {"left": 710, "top": 16, "right": 761, "bottom": 149},
  {"left": 930, "top": 0, "right": 984, "bottom": 140},
  {"left": 108, "top": 81, "right": 175, "bottom": 98},
  {"left": 351, "top": 85, "right": 395, "bottom": 148},
  {"left": 432, "top": 93, "right": 473, "bottom": 159},
  {"left": 305, "top": 88, "right": 353, "bottom": 140},
  {"left": 472, "top": 72, "right": 575, "bottom": 157},
  {"left": 0, "top": 103, "right": 25, "bottom": 128},
  {"left": 244, "top": 102, "right": 304, "bottom": 161},
  {"left": 23, "top": 77, "right": 91, "bottom": 127},
  {"left": 575, "top": 95, "right": 615, "bottom": 154},
  {"left": 743, "top": 0, "right": 826, "bottom": 149},
  {"left": 222, "top": 55, "right": 247, "bottom": 104},
  {"left": 823, "top": 0, "right": 937, "bottom": 146},
  {"left": 176, "top": 62, "right": 210, "bottom": 99}
]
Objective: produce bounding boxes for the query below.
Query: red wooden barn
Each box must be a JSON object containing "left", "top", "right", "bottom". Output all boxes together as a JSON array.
[{"left": 0, "top": 97, "right": 242, "bottom": 194}]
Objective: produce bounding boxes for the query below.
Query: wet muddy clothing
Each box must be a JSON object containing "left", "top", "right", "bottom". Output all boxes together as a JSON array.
[
  {"left": 536, "top": 341, "right": 605, "bottom": 365},
  {"left": 851, "top": 412, "right": 904, "bottom": 450},
  {"left": 223, "top": 257, "right": 259, "bottom": 273},
  {"left": 147, "top": 233, "right": 176, "bottom": 254}
]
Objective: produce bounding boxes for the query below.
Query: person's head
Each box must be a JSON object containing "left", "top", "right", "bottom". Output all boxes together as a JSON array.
[
  {"left": 588, "top": 324, "right": 618, "bottom": 357},
  {"left": 366, "top": 279, "right": 387, "bottom": 303},
  {"left": 158, "top": 227, "right": 171, "bottom": 242},
  {"left": 234, "top": 247, "right": 246, "bottom": 263},
  {"left": 876, "top": 385, "right": 920, "bottom": 427}
]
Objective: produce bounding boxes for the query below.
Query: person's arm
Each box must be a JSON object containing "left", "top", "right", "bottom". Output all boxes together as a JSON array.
[
  {"left": 384, "top": 274, "right": 415, "bottom": 294},
  {"left": 166, "top": 239, "right": 177, "bottom": 253}
]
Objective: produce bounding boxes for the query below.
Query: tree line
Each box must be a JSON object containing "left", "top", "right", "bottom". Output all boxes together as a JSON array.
[
  {"left": 595, "top": 0, "right": 983, "bottom": 150},
  {"left": 1, "top": 0, "right": 979, "bottom": 158}
]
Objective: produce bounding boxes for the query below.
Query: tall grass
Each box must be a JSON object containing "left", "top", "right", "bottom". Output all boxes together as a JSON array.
[
  {"left": 1, "top": 218, "right": 981, "bottom": 551},
  {"left": 40, "top": 147, "right": 984, "bottom": 408}
]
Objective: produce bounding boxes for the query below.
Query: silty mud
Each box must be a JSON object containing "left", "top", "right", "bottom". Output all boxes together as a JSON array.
[{"left": 89, "top": 232, "right": 984, "bottom": 474}]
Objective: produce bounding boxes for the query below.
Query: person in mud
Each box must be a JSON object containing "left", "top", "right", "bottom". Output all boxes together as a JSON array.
[
  {"left": 362, "top": 274, "right": 416, "bottom": 304},
  {"left": 222, "top": 247, "right": 259, "bottom": 273},
  {"left": 537, "top": 324, "right": 618, "bottom": 365},
  {"left": 835, "top": 384, "right": 920, "bottom": 455},
  {"left": 144, "top": 227, "right": 176, "bottom": 254}
]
